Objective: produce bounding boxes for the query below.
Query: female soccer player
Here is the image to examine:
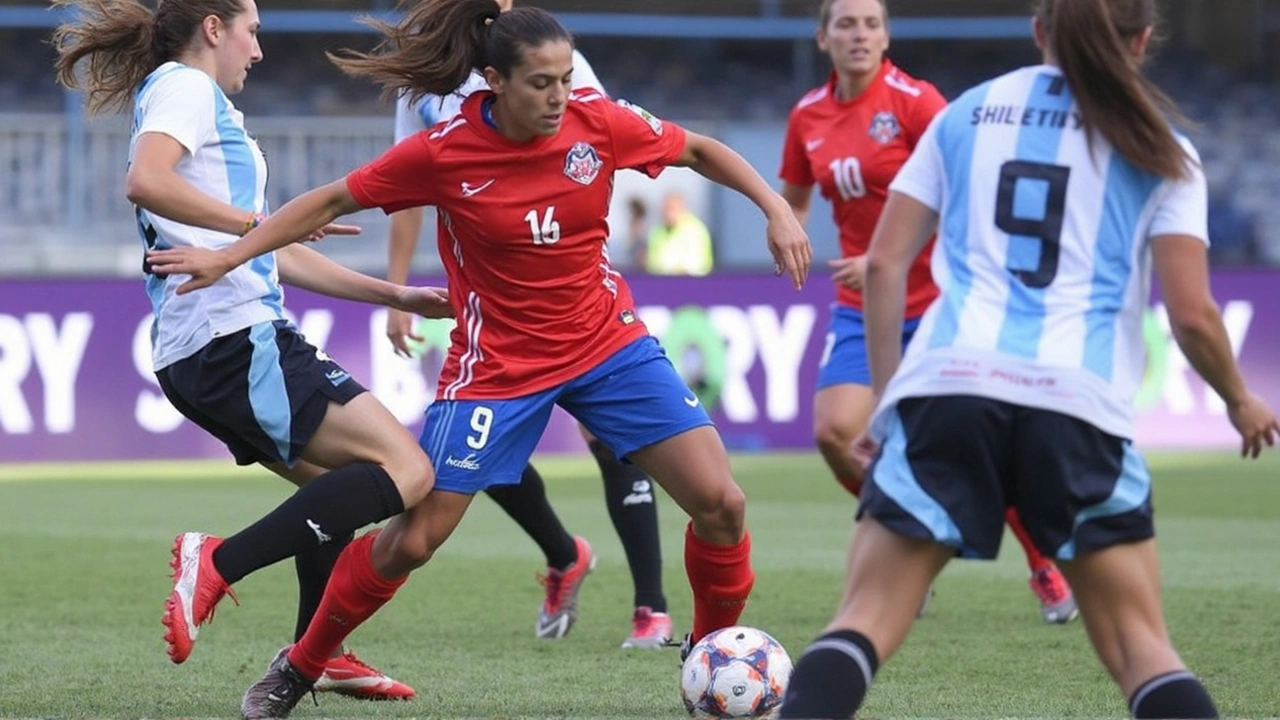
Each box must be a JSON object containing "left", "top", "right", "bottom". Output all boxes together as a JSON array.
[
  {"left": 780, "top": 0, "right": 1076, "bottom": 624},
  {"left": 779, "top": 0, "right": 1280, "bottom": 717},
  {"left": 52, "top": 0, "right": 451, "bottom": 700},
  {"left": 383, "top": 0, "right": 671, "bottom": 649},
  {"left": 146, "top": 2, "right": 810, "bottom": 714}
]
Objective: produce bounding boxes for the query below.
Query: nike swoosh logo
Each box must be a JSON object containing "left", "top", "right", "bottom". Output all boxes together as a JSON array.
[
  {"left": 805, "top": 138, "right": 824, "bottom": 152},
  {"left": 536, "top": 614, "right": 570, "bottom": 638},
  {"left": 461, "top": 179, "right": 496, "bottom": 197},
  {"left": 683, "top": 395, "right": 700, "bottom": 408}
]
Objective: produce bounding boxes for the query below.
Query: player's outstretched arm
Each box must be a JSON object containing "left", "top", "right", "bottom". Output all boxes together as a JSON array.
[
  {"left": 672, "top": 131, "right": 812, "bottom": 289},
  {"left": 386, "top": 207, "right": 428, "bottom": 357},
  {"left": 276, "top": 243, "right": 452, "bottom": 319},
  {"left": 147, "top": 179, "right": 364, "bottom": 294},
  {"left": 1153, "top": 234, "right": 1280, "bottom": 457},
  {"left": 862, "top": 191, "right": 937, "bottom": 396}
]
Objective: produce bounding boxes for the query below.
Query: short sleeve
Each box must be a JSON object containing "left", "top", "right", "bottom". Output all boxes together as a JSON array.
[
  {"left": 778, "top": 111, "right": 814, "bottom": 186},
  {"left": 1149, "top": 139, "right": 1209, "bottom": 245},
  {"left": 393, "top": 93, "right": 429, "bottom": 145},
  {"left": 905, "top": 83, "right": 948, "bottom": 148},
  {"left": 346, "top": 134, "right": 438, "bottom": 214},
  {"left": 571, "top": 50, "right": 606, "bottom": 94},
  {"left": 603, "top": 99, "right": 687, "bottom": 178},
  {"left": 135, "top": 70, "right": 216, "bottom": 155},
  {"left": 888, "top": 111, "right": 946, "bottom": 211}
]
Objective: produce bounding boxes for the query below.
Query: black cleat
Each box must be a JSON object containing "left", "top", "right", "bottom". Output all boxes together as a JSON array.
[{"left": 241, "top": 646, "right": 316, "bottom": 720}]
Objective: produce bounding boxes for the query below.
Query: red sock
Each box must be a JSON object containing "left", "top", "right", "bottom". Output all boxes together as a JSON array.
[
  {"left": 1005, "top": 507, "right": 1053, "bottom": 573},
  {"left": 684, "top": 522, "right": 755, "bottom": 643},
  {"left": 287, "top": 531, "right": 407, "bottom": 680},
  {"left": 834, "top": 475, "right": 863, "bottom": 497}
]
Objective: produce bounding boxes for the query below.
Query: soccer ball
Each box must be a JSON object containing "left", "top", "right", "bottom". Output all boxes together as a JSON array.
[{"left": 680, "top": 626, "right": 793, "bottom": 719}]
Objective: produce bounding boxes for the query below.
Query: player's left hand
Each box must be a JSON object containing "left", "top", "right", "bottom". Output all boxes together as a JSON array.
[
  {"left": 146, "top": 246, "right": 236, "bottom": 295},
  {"left": 397, "top": 286, "right": 453, "bottom": 319},
  {"left": 849, "top": 432, "right": 879, "bottom": 471},
  {"left": 302, "top": 223, "right": 362, "bottom": 242},
  {"left": 830, "top": 255, "right": 868, "bottom": 290},
  {"left": 766, "top": 207, "right": 812, "bottom": 290}
]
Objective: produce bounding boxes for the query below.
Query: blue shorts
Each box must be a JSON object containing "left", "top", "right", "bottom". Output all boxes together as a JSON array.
[
  {"left": 816, "top": 306, "right": 922, "bottom": 390},
  {"left": 420, "top": 336, "right": 713, "bottom": 494}
]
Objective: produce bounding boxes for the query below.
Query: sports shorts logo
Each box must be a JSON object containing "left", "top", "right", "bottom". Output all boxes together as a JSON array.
[
  {"left": 868, "top": 111, "right": 901, "bottom": 144},
  {"left": 563, "top": 142, "right": 603, "bottom": 186},
  {"left": 444, "top": 453, "right": 481, "bottom": 471}
]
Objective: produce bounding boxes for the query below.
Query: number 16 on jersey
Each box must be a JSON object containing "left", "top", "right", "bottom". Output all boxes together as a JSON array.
[{"left": 525, "top": 206, "right": 560, "bottom": 245}]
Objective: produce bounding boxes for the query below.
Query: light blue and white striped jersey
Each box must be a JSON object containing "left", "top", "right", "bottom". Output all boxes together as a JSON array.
[
  {"left": 871, "top": 64, "right": 1208, "bottom": 441},
  {"left": 130, "top": 62, "right": 281, "bottom": 371},
  {"left": 392, "top": 50, "right": 604, "bottom": 143}
]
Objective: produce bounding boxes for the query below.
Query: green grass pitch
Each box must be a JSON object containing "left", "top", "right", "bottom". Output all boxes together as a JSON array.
[{"left": 0, "top": 451, "right": 1277, "bottom": 718}]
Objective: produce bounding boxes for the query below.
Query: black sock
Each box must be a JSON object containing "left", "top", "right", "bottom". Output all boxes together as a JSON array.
[
  {"left": 485, "top": 464, "right": 577, "bottom": 570},
  {"left": 1130, "top": 670, "right": 1218, "bottom": 719},
  {"left": 779, "top": 629, "right": 879, "bottom": 719},
  {"left": 590, "top": 439, "right": 666, "bottom": 613},
  {"left": 212, "top": 463, "right": 404, "bottom": 585},
  {"left": 293, "top": 531, "right": 352, "bottom": 642}
]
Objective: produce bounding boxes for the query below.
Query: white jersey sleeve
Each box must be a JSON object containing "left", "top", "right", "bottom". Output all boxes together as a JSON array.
[
  {"left": 1149, "top": 139, "right": 1209, "bottom": 245},
  {"left": 134, "top": 68, "right": 216, "bottom": 154},
  {"left": 571, "top": 49, "right": 605, "bottom": 94},
  {"left": 393, "top": 92, "right": 428, "bottom": 145},
  {"left": 888, "top": 112, "right": 946, "bottom": 211}
]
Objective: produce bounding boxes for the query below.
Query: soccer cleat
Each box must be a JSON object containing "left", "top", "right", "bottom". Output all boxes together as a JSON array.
[
  {"left": 621, "top": 606, "right": 674, "bottom": 649},
  {"left": 535, "top": 536, "right": 597, "bottom": 639},
  {"left": 162, "top": 532, "right": 237, "bottom": 664},
  {"left": 314, "top": 650, "right": 415, "bottom": 701},
  {"left": 1031, "top": 565, "right": 1079, "bottom": 624},
  {"left": 241, "top": 646, "right": 316, "bottom": 720},
  {"left": 679, "top": 633, "right": 694, "bottom": 665}
]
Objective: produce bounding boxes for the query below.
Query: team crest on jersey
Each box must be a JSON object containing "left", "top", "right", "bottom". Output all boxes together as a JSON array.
[
  {"left": 616, "top": 98, "right": 664, "bottom": 135},
  {"left": 868, "top": 111, "right": 901, "bottom": 145},
  {"left": 564, "top": 142, "right": 604, "bottom": 186}
]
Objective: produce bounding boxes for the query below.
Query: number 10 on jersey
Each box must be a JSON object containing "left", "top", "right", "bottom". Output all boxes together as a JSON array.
[{"left": 525, "top": 206, "right": 560, "bottom": 245}]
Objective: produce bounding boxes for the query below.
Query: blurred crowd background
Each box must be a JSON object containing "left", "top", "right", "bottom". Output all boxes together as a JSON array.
[{"left": 3, "top": 0, "right": 1279, "bottom": 276}]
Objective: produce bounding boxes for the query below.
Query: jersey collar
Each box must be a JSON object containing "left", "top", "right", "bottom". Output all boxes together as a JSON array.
[
  {"left": 462, "top": 91, "right": 556, "bottom": 151},
  {"left": 827, "top": 58, "right": 893, "bottom": 106}
]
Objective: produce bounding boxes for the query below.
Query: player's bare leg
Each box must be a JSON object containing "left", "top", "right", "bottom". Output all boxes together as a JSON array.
[
  {"left": 779, "top": 518, "right": 951, "bottom": 718},
  {"left": 813, "top": 383, "right": 876, "bottom": 496},
  {"left": 1058, "top": 540, "right": 1217, "bottom": 717},
  {"left": 629, "top": 426, "right": 751, "bottom": 647},
  {"left": 578, "top": 423, "right": 671, "bottom": 648}
]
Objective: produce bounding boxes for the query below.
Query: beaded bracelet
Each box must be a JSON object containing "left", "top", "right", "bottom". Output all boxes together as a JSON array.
[{"left": 240, "top": 212, "right": 267, "bottom": 236}]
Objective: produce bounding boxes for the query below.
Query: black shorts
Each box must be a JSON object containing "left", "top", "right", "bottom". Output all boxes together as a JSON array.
[
  {"left": 156, "top": 320, "right": 366, "bottom": 467},
  {"left": 858, "top": 395, "right": 1154, "bottom": 561}
]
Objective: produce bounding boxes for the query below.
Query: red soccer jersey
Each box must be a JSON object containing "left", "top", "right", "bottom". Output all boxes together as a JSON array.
[
  {"left": 348, "top": 90, "right": 686, "bottom": 400},
  {"left": 780, "top": 60, "right": 946, "bottom": 318}
]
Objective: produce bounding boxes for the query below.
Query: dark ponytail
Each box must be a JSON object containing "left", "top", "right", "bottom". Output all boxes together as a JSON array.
[
  {"left": 53, "top": 0, "right": 249, "bottom": 115},
  {"left": 1037, "top": 0, "right": 1192, "bottom": 180},
  {"left": 330, "top": 0, "right": 573, "bottom": 106}
]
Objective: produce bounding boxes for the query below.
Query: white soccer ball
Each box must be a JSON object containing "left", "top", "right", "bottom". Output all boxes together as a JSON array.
[{"left": 680, "top": 626, "right": 793, "bottom": 719}]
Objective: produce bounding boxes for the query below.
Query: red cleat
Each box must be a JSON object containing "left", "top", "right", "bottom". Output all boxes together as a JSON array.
[
  {"left": 535, "top": 536, "right": 596, "bottom": 639},
  {"left": 314, "top": 650, "right": 416, "bottom": 701},
  {"left": 162, "top": 532, "right": 237, "bottom": 664}
]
